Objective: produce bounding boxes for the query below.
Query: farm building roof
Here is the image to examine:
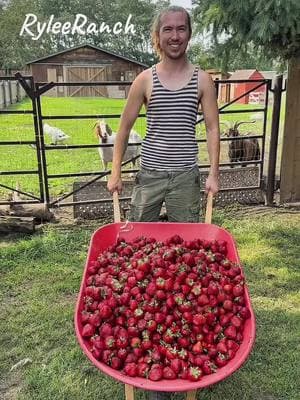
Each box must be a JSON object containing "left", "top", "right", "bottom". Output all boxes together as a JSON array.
[
  {"left": 228, "top": 69, "right": 261, "bottom": 80},
  {"left": 26, "top": 44, "right": 148, "bottom": 68}
]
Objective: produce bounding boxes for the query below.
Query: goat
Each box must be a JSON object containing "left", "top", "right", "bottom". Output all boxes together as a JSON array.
[
  {"left": 43, "top": 123, "right": 70, "bottom": 145},
  {"left": 221, "top": 120, "right": 260, "bottom": 167},
  {"left": 94, "top": 119, "right": 141, "bottom": 172}
]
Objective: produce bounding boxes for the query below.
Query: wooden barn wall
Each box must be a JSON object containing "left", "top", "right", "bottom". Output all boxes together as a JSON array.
[{"left": 30, "top": 47, "right": 145, "bottom": 84}]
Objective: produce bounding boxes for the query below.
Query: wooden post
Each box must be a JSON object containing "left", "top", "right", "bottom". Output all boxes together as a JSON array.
[
  {"left": 266, "top": 75, "right": 283, "bottom": 205},
  {"left": 280, "top": 57, "right": 300, "bottom": 203}
]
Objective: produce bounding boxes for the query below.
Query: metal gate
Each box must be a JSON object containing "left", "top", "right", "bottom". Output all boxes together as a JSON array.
[
  {"left": 0, "top": 75, "right": 45, "bottom": 206},
  {"left": 0, "top": 73, "right": 285, "bottom": 211}
]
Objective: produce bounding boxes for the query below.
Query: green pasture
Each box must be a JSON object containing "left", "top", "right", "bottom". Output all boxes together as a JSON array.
[{"left": 0, "top": 95, "right": 285, "bottom": 199}]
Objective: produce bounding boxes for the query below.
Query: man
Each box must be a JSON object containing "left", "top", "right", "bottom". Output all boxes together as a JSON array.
[
  {"left": 108, "top": 6, "right": 219, "bottom": 224},
  {"left": 108, "top": 6, "right": 220, "bottom": 399}
]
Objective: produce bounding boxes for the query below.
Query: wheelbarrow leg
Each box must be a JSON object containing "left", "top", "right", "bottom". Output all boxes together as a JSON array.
[
  {"left": 186, "top": 390, "right": 197, "bottom": 400},
  {"left": 125, "top": 384, "right": 134, "bottom": 400}
]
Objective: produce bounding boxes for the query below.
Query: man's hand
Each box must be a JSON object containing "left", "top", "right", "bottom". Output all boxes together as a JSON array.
[
  {"left": 205, "top": 173, "right": 219, "bottom": 195},
  {"left": 107, "top": 174, "right": 123, "bottom": 194}
]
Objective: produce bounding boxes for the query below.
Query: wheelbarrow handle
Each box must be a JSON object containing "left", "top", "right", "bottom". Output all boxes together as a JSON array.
[
  {"left": 205, "top": 192, "right": 213, "bottom": 224},
  {"left": 113, "top": 191, "right": 121, "bottom": 223}
]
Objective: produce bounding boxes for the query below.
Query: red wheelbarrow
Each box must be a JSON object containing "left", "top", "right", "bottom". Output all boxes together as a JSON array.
[{"left": 75, "top": 193, "right": 256, "bottom": 400}]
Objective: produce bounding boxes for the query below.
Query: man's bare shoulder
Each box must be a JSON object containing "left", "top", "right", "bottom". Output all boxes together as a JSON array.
[
  {"left": 134, "top": 68, "right": 152, "bottom": 85},
  {"left": 195, "top": 67, "right": 215, "bottom": 98},
  {"left": 197, "top": 68, "right": 214, "bottom": 86},
  {"left": 131, "top": 68, "right": 152, "bottom": 101}
]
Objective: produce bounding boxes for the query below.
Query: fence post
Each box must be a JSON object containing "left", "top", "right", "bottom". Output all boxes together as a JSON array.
[
  {"left": 266, "top": 75, "right": 283, "bottom": 205},
  {"left": 215, "top": 77, "right": 219, "bottom": 101},
  {"left": 2, "top": 81, "right": 6, "bottom": 107},
  {"left": 8, "top": 80, "right": 13, "bottom": 104},
  {"left": 16, "top": 81, "right": 20, "bottom": 102}
]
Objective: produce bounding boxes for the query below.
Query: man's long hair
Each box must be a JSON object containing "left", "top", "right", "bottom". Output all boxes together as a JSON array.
[{"left": 151, "top": 6, "right": 192, "bottom": 59}]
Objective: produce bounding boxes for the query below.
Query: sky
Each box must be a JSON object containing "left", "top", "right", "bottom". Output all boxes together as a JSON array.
[{"left": 170, "top": 0, "right": 192, "bottom": 10}]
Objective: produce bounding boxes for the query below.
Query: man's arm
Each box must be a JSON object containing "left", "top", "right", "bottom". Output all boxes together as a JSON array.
[
  {"left": 198, "top": 71, "right": 220, "bottom": 194},
  {"left": 107, "top": 71, "right": 147, "bottom": 194}
]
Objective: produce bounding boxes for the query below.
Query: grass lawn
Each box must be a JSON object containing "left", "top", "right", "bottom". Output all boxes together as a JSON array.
[
  {"left": 0, "top": 94, "right": 286, "bottom": 199},
  {"left": 0, "top": 207, "right": 299, "bottom": 400}
]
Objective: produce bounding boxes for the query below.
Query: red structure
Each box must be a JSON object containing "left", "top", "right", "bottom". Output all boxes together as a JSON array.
[{"left": 229, "top": 69, "right": 266, "bottom": 104}]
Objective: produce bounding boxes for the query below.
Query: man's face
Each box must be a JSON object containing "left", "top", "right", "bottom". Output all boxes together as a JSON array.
[{"left": 158, "top": 11, "right": 191, "bottom": 60}]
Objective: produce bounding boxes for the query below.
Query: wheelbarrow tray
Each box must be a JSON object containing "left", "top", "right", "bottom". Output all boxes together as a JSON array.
[{"left": 75, "top": 222, "right": 256, "bottom": 392}]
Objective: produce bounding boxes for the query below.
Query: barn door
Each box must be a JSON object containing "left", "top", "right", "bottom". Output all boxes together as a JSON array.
[
  {"left": 66, "top": 66, "right": 108, "bottom": 97},
  {"left": 46, "top": 68, "right": 58, "bottom": 96}
]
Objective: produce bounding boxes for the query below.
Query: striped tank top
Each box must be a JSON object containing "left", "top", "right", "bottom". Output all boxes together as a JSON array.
[{"left": 141, "top": 65, "right": 199, "bottom": 170}]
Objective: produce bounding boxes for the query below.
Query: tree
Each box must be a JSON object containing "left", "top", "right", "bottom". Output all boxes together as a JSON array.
[
  {"left": 188, "top": 40, "right": 276, "bottom": 72},
  {"left": 192, "top": 0, "right": 300, "bottom": 202},
  {"left": 192, "top": 0, "right": 300, "bottom": 61}
]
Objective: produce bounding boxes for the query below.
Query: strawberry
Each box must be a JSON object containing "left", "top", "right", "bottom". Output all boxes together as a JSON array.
[
  {"left": 117, "top": 348, "right": 128, "bottom": 360},
  {"left": 123, "top": 363, "right": 138, "bottom": 377},
  {"left": 104, "top": 336, "right": 116, "bottom": 349},
  {"left": 82, "top": 323, "right": 95, "bottom": 337},
  {"left": 187, "top": 366, "right": 203, "bottom": 381},
  {"left": 170, "top": 358, "right": 182, "bottom": 374},
  {"left": 163, "top": 366, "right": 177, "bottom": 379},
  {"left": 224, "top": 325, "right": 237, "bottom": 340},
  {"left": 231, "top": 315, "right": 242, "bottom": 329},
  {"left": 192, "top": 341, "right": 203, "bottom": 354},
  {"left": 178, "top": 337, "right": 190, "bottom": 348},
  {"left": 223, "top": 299, "right": 233, "bottom": 311},
  {"left": 215, "top": 353, "right": 228, "bottom": 368},
  {"left": 197, "top": 294, "right": 209, "bottom": 306},
  {"left": 137, "top": 362, "right": 150, "bottom": 378},
  {"left": 202, "top": 360, "right": 216, "bottom": 375},
  {"left": 149, "top": 364, "right": 163, "bottom": 381},
  {"left": 233, "top": 284, "right": 244, "bottom": 297},
  {"left": 131, "top": 337, "right": 141, "bottom": 348},
  {"left": 89, "top": 311, "right": 101, "bottom": 327},
  {"left": 239, "top": 306, "right": 251, "bottom": 320},
  {"left": 226, "top": 339, "right": 240, "bottom": 352},
  {"left": 98, "top": 304, "right": 112, "bottom": 319},
  {"left": 154, "top": 312, "right": 165, "bottom": 324},
  {"left": 116, "top": 335, "right": 129, "bottom": 349},
  {"left": 193, "top": 314, "right": 206, "bottom": 325},
  {"left": 110, "top": 356, "right": 122, "bottom": 370},
  {"left": 81, "top": 311, "right": 91, "bottom": 324},
  {"left": 216, "top": 341, "right": 228, "bottom": 354}
]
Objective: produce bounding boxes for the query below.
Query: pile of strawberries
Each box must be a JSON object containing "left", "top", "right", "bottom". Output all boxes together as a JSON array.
[{"left": 79, "top": 235, "right": 251, "bottom": 381}]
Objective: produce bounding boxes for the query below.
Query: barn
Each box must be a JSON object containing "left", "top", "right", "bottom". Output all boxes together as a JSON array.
[
  {"left": 207, "top": 69, "right": 231, "bottom": 103},
  {"left": 26, "top": 44, "right": 148, "bottom": 98},
  {"left": 228, "top": 69, "right": 266, "bottom": 104}
]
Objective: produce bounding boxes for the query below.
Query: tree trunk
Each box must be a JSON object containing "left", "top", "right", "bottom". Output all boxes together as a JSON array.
[
  {"left": 280, "top": 57, "right": 300, "bottom": 203},
  {"left": 0, "top": 216, "right": 35, "bottom": 233},
  {"left": 10, "top": 203, "right": 54, "bottom": 221}
]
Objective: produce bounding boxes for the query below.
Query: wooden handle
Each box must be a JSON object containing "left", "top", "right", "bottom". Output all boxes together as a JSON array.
[
  {"left": 205, "top": 192, "right": 213, "bottom": 224},
  {"left": 125, "top": 384, "right": 134, "bottom": 400},
  {"left": 113, "top": 191, "right": 121, "bottom": 223},
  {"left": 186, "top": 390, "right": 197, "bottom": 400}
]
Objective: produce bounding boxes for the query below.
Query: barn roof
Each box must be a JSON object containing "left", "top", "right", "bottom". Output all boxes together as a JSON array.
[
  {"left": 228, "top": 69, "right": 263, "bottom": 80},
  {"left": 26, "top": 44, "right": 148, "bottom": 68}
]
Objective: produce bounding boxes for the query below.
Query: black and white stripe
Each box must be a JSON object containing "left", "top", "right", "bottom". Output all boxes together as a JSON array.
[{"left": 141, "top": 65, "right": 199, "bottom": 170}]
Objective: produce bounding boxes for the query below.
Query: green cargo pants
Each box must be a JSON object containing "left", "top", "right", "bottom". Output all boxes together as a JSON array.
[{"left": 130, "top": 166, "right": 201, "bottom": 222}]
